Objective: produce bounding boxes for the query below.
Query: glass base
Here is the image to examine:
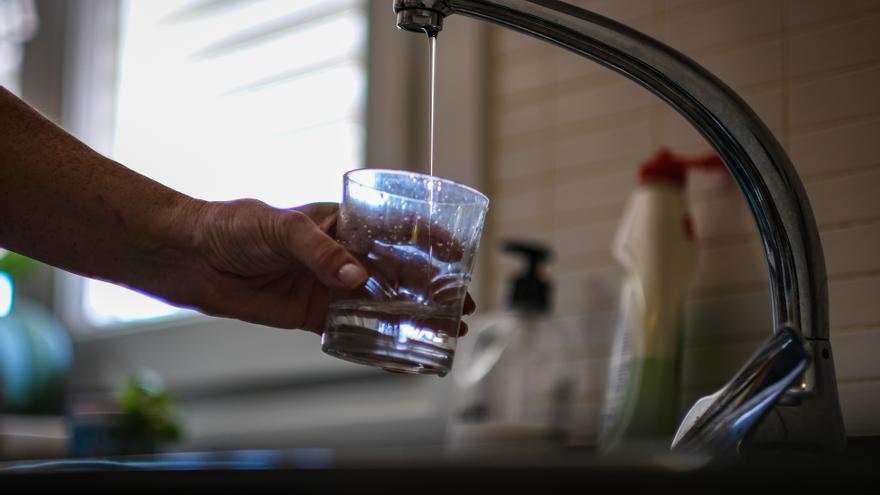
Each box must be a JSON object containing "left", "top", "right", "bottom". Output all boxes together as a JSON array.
[{"left": 321, "top": 303, "right": 459, "bottom": 377}]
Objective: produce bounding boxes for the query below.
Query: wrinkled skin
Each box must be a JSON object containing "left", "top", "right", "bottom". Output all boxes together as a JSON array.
[{"left": 184, "top": 200, "right": 475, "bottom": 335}]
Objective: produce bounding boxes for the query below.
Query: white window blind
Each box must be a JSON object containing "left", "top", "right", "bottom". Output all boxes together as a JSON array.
[{"left": 82, "top": 0, "right": 367, "bottom": 327}]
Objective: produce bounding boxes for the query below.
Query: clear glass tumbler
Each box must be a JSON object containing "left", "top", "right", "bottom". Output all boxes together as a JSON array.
[{"left": 322, "top": 169, "right": 489, "bottom": 376}]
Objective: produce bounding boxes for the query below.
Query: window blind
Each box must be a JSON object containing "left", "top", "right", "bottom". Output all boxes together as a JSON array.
[{"left": 83, "top": 0, "right": 367, "bottom": 327}]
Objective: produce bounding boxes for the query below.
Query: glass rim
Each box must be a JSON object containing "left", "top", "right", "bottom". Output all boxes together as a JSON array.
[{"left": 343, "top": 168, "right": 489, "bottom": 208}]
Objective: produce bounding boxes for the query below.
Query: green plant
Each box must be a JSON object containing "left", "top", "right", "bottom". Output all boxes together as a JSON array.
[
  {"left": 116, "top": 370, "right": 183, "bottom": 443},
  {"left": 0, "top": 249, "right": 41, "bottom": 281}
]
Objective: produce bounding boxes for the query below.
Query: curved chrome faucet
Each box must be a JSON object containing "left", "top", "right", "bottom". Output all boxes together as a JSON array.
[{"left": 392, "top": 0, "right": 846, "bottom": 459}]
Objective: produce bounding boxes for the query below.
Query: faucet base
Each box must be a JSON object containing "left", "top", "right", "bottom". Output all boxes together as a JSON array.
[{"left": 746, "top": 339, "right": 847, "bottom": 454}]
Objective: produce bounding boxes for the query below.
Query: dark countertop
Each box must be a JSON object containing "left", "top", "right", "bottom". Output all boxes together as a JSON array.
[{"left": 2, "top": 438, "right": 878, "bottom": 491}]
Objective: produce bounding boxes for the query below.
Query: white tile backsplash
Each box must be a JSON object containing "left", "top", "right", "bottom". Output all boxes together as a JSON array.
[
  {"left": 789, "top": 65, "right": 880, "bottom": 130},
  {"left": 805, "top": 169, "right": 880, "bottom": 226},
  {"left": 790, "top": 117, "right": 880, "bottom": 178},
  {"left": 829, "top": 276, "right": 880, "bottom": 330},
  {"left": 822, "top": 222, "right": 880, "bottom": 276},
  {"left": 789, "top": 0, "right": 880, "bottom": 29},
  {"left": 662, "top": 0, "right": 783, "bottom": 54},
  {"left": 790, "top": 13, "right": 880, "bottom": 78},
  {"left": 553, "top": 120, "right": 653, "bottom": 171}
]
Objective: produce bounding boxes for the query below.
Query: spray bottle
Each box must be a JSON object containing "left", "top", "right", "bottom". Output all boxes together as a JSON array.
[{"left": 598, "top": 148, "right": 722, "bottom": 454}]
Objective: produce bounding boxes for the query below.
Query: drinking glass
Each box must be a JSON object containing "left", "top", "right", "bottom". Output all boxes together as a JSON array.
[{"left": 322, "top": 169, "right": 489, "bottom": 376}]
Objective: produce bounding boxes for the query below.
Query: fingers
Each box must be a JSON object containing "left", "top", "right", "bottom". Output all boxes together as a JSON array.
[
  {"left": 415, "top": 219, "right": 465, "bottom": 262},
  {"left": 350, "top": 211, "right": 466, "bottom": 263},
  {"left": 296, "top": 203, "right": 339, "bottom": 235},
  {"left": 463, "top": 292, "right": 476, "bottom": 315},
  {"left": 458, "top": 294, "right": 475, "bottom": 337},
  {"left": 280, "top": 208, "right": 367, "bottom": 290}
]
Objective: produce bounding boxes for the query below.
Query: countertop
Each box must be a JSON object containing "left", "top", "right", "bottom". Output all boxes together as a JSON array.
[{"left": 1, "top": 438, "right": 878, "bottom": 491}]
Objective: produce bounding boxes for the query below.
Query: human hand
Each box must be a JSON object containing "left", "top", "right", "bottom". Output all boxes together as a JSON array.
[{"left": 172, "top": 199, "right": 474, "bottom": 334}]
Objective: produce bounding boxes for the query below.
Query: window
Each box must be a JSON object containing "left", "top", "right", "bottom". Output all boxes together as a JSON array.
[
  {"left": 80, "top": 0, "right": 367, "bottom": 327},
  {"left": 0, "top": 0, "right": 38, "bottom": 94}
]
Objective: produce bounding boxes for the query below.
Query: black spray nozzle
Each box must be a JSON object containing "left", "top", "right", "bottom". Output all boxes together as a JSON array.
[{"left": 502, "top": 240, "right": 552, "bottom": 314}]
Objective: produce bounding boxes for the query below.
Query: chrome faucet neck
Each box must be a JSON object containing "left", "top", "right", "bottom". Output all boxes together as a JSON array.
[{"left": 392, "top": 0, "right": 847, "bottom": 460}]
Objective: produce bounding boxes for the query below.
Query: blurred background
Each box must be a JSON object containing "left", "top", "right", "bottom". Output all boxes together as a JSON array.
[{"left": 1, "top": 0, "right": 878, "bottom": 460}]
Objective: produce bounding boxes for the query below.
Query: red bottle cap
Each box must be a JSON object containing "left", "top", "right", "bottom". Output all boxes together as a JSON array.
[
  {"left": 638, "top": 148, "right": 725, "bottom": 187},
  {"left": 639, "top": 148, "right": 686, "bottom": 186}
]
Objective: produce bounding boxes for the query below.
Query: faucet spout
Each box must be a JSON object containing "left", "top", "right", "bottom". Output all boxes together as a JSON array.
[
  {"left": 394, "top": 0, "right": 451, "bottom": 36},
  {"left": 392, "top": 0, "right": 847, "bottom": 459}
]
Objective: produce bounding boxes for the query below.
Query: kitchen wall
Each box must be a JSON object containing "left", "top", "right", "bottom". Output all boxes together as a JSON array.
[{"left": 481, "top": 0, "right": 880, "bottom": 442}]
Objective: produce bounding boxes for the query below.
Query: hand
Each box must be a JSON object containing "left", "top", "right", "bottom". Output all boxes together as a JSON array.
[{"left": 173, "top": 199, "right": 475, "bottom": 334}]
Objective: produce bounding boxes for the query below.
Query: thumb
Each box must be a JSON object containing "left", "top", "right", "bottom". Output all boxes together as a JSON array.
[{"left": 281, "top": 211, "right": 367, "bottom": 290}]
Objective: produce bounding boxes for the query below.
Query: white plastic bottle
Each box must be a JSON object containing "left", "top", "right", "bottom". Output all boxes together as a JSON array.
[{"left": 598, "top": 149, "right": 713, "bottom": 454}]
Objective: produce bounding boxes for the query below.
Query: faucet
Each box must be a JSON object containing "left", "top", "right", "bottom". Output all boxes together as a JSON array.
[{"left": 392, "top": 0, "right": 846, "bottom": 461}]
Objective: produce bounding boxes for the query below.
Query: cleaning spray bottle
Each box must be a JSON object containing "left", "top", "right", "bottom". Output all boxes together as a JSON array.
[{"left": 598, "top": 148, "right": 722, "bottom": 455}]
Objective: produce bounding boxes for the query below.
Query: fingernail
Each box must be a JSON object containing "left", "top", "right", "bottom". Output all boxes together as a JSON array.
[{"left": 337, "top": 263, "right": 367, "bottom": 288}]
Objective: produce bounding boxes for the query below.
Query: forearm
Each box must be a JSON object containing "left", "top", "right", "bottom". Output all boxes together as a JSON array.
[{"left": 0, "top": 86, "right": 203, "bottom": 301}]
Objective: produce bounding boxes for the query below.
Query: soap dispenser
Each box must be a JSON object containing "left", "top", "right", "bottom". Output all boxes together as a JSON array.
[
  {"left": 447, "top": 240, "right": 571, "bottom": 450},
  {"left": 503, "top": 241, "right": 551, "bottom": 314},
  {"left": 493, "top": 242, "right": 551, "bottom": 425}
]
